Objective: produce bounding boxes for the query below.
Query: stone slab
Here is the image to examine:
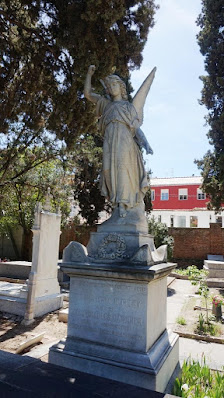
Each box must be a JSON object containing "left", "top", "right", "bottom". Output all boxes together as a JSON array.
[
  {"left": 207, "top": 278, "right": 224, "bottom": 288},
  {"left": 0, "top": 261, "right": 31, "bottom": 279},
  {"left": 0, "top": 294, "right": 26, "bottom": 315},
  {"left": 207, "top": 254, "right": 224, "bottom": 261},
  {"left": 204, "top": 260, "right": 224, "bottom": 278},
  {"left": 0, "top": 350, "right": 175, "bottom": 397},
  {"left": 0, "top": 283, "right": 63, "bottom": 317},
  {"left": 0, "top": 281, "right": 24, "bottom": 297}
]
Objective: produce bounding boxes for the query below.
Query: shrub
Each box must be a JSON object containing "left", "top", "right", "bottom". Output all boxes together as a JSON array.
[{"left": 148, "top": 217, "right": 174, "bottom": 260}]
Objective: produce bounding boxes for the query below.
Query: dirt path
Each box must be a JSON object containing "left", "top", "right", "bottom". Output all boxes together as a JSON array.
[{"left": 0, "top": 310, "right": 67, "bottom": 361}]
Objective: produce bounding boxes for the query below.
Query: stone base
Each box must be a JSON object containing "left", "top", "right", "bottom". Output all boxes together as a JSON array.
[
  {"left": 49, "top": 260, "right": 178, "bottom": 393},
  {"left": 97, "top": 206, "right": 148, "bottom": 234},
  {"left": 0, "top": 289, "right": 63, "bottom": 317},
  {"left": 204, "top": 260, "right": 224, "bottom": 278},
  {"left": 49, "top": 329, "right": 179, "bottom": 393},
  {"left": 33, "top": 293, "right": 63, "bottom": 317}
]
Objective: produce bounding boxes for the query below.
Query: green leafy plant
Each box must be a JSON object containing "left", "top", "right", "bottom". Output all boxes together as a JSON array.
[
  {"left": 197, "top": 313, "right": 205, "bottom": 332},
  {"left": 148, "top": 217, "right": 174, "bottom": 260},
  {"left": 173, "top": 357, "right": 224, "bottom": 397},
  {"left": 176, "top": 316, "right": 187, "bottom": 326},
  {"left": 186, "top": 266, "right": 210, "bottom": 325}
]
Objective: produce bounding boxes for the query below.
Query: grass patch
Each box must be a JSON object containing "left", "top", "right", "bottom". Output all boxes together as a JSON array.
[{"left": 176, "top": 316, "right": 187, "bottom": 326}]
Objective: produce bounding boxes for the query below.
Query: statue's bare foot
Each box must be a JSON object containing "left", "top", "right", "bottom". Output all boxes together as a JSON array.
[{"left": 119, "top": 203, "right": 127, "bottom": 218}]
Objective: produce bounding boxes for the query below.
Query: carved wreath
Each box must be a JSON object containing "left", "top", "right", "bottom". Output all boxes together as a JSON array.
[{"left": 97, "top": 233, "right": 127, "bottom": 260}]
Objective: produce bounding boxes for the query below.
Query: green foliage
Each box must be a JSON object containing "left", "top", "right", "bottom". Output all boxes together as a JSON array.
[
  {"left": 0, "top": 155, "right": 73, "bottom": 258},
  {"left": 74, "top": 132, "right": 111, "bottom": 225},
  {"left": 173, "top": 357, "right": 224, "bottom": 397},
  {"left": 0, "top": 0, "right": 158, "bottom": 222},
  {"left": 148, "top": 217, "right": 174, "bottom": 260},
  {"left": 176, "top": 316, "right": 186, "bottom": 326},
  {"left": 186, "top": 265, "right": 210, "bottom": 325},
  {"left": 195, "top": 1, "right": 224, "bottom": 211}
]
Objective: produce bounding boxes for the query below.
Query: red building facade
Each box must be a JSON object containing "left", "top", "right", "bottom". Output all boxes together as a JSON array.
[
  {"left": 150, "top": 177, "right": 223, "bottom": 228},
  {"left": 150, "top": 176, "right": 208, "bottom": 210}
]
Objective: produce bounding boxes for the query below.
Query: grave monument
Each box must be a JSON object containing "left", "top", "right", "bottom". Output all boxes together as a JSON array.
[
  {"left": 0, "top": 190, "right": 63, "bottom": 319},
  {"left": 49, "top": 66, "right": 179, "bottom": 392}
]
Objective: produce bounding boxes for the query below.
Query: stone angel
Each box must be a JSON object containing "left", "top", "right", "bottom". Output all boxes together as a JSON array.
[{"left": 84, "top": 65, "right": 156, "bottom": 218}]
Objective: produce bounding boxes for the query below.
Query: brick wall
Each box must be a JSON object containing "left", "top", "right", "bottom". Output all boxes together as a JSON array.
[
  {"left": 59, "top": 223, "right": 97, "bottom": 258},
  {"left": 169, "top": 223, "right": 224, "bottom": 265}
]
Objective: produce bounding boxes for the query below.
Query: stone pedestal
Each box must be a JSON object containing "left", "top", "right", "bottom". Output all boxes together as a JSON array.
[{"left": 49, "top": 261, "right": 179, "bottom": 393}]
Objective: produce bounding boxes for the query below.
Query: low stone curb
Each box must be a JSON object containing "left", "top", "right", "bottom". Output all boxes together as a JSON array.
[
  {"left": 169, "top": 272, "right": 188, "bottom": 280},
  {"left": 174, "top": 330, "right": 224, "bottom": 345}
]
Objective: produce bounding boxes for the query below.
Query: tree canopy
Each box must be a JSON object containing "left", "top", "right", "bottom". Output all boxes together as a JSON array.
[
  {"left": 0, "top": 156, "right": 73, "bottom": 258},
  {"left": 0, "top": 0, "right": 158, "bottom": 224},
  {"left": 196, "top": 0, "right": 224, "bottom": 211}
]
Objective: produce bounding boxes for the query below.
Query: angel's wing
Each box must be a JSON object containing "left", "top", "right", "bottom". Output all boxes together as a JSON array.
[{"left": 132, "top": 67, "right": 156, "bottom": 126}]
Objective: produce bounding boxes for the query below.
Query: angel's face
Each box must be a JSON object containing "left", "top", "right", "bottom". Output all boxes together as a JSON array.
[{"left": 107, "top": 78, "right": 121, "bottom": 98}]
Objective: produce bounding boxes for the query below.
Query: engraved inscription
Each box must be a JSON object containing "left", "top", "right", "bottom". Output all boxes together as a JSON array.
[{"left": 70, "top": 277, "right": 148, "bottom": 350}]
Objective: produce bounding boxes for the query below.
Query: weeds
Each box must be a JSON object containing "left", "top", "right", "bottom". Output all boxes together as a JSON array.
[
  {"left": 176, "top": 316, "right": 187, "bottom": 326},
  {"left": 173, "top": 357, "right": 224, "bottom": 397}
]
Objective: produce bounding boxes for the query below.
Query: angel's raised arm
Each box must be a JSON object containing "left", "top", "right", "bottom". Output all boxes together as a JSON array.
[
  {"left": 84, "top": 65, "right": 101, "bottom": 104},
  {"left": 132, "top": 67, "right": 156, "bottom": 126}
]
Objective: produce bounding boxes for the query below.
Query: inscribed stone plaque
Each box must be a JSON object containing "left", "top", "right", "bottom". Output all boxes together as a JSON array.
[{"left": 68, "top": 277, "right": 148, "bottom": 352}]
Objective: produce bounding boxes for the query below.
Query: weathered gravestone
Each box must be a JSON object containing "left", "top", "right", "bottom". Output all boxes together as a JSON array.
[
  {"left": 0, "top": 193, "right": 63, "bottom": 320},
  {"left": 22, "top": 200, "right": 63, "bottom": 323}
]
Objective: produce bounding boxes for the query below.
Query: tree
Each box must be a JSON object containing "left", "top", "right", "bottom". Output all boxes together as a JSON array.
[
  {"left": 0, "top": 0, "right": 158, "bottom": 223},
  {"left": 0, "top": 155, "right": 73, "bottom": 259},
  {"left": 0, "top": 0, "right": 67, "bottom": 190},
  {"left": 196, "top": 1, "right": 224, "bottom": 211}
]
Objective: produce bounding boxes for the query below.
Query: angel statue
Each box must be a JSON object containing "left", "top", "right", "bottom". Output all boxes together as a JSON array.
[{"left": 84, "top": 65, "right": 156, "bottom": 219}]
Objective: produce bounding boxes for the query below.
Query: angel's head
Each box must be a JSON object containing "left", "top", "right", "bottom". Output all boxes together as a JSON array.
[{"left": 104, "top": 75, "right": 128, "bottom": 100}]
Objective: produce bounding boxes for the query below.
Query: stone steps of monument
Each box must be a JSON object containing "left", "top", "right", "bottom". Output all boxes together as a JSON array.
[{"left": 207, "top": 278, "right": 224, "bottom": 288}]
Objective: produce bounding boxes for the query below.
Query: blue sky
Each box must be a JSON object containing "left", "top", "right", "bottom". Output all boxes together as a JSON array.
[{"left": 131, "top": 0, "right": 211, "bottom": 178}]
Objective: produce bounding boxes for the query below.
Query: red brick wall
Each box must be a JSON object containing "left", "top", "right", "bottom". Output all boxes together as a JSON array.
[
  {"left": 59, "top": 223, "right": 97, "bottom": 257},
  {"left": 169, "top": 223, "right": 224, "bottom": 261}
]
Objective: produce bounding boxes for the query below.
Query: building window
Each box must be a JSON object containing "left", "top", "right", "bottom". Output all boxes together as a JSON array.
[
  {"left": 170, "top": 215, "right": 174, "bottom": 228},
  {"left": 158, "top": 215, "right": 162, "bottom": 223},
  {"left": 177, "top": 216, "right": 186, "bottom": 227},
  {"left": 151, "top": 189, "right": 155, "bottom": 201},
  {"left": 197, "top": 188, "right": 206, "bottom": 200},
  {"left": 190, "top": 216, "right": 198, "bottom": 228},
  {"left": 161, "top": 189, "right": 169, "bottom": 201},
  {"left": 179, "top": 188, "right": 188, "bottom": 200}
]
